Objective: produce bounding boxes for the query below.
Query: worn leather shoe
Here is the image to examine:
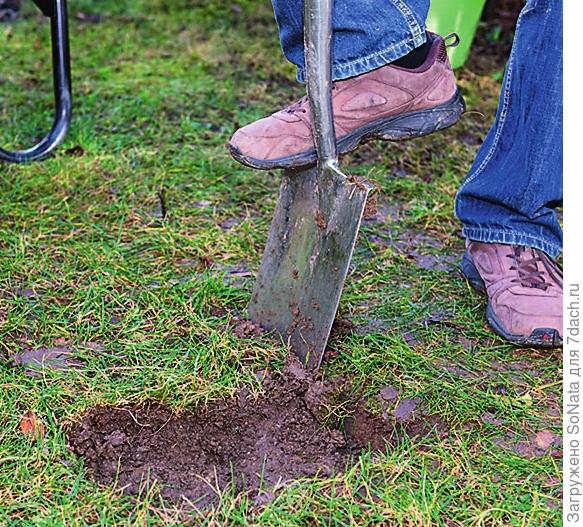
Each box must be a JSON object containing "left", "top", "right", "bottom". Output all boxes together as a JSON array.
[
  {"left": 229, "top": 33, "right": 465, "bottom": 170},
  {"left": 461, "top": 241, "right": 563, "bottom": 348}
]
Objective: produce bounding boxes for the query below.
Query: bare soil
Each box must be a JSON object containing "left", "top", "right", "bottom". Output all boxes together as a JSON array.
[{"left": 69, "top": 357, "right": 443, "bottom": 507}]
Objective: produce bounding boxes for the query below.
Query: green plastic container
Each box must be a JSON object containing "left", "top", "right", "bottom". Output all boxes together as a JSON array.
[{"left": 426, "top": 0, "right": 487, "bottom": 69}]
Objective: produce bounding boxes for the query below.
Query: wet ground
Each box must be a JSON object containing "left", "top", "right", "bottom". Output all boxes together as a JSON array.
[
  {"left": 2, "top": 0, "right": 561, "bottom": 523},
  {"left": 69, "top": 357, "right": 447, "bottom": 508},
  {"left": 31, "top": 0, "right": 556, "bottom": 509}
]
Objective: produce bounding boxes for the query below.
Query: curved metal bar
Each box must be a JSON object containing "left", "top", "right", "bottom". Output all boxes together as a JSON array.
[
  {"left": 0, "top": 0, "right": 72, "bottom": 163},
  {"left": 304, "top": 0, "right": 337, "bottom": 167}
]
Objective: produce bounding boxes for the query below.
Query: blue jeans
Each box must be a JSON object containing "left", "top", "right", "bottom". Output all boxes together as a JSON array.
[
  {"left": 272, "top": 0, "right": 430, "bottom": 82},
  {"left": 272, "top": 0, "right": 563, "bottom": 256},
  {"left": 455, "top": 0, "right": 563, "bottom": 257}
]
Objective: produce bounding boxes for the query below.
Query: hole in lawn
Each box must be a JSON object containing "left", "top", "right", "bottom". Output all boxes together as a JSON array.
[{"left": 69, "top": 358, "right": 446, "bottom": 508}]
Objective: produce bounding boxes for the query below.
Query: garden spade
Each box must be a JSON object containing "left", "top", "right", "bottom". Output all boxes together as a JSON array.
[{"left": 249, "top": 0, "right": 373, "bottom": 369}]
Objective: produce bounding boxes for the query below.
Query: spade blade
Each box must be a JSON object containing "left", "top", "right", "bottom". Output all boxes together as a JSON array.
[{"left": 249, "top": 165, "right": 371, "bottom": 369}]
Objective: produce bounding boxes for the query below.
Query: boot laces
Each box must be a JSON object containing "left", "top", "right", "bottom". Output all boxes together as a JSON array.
[
  {"left": 286, "top": 96, "right": 308, "bottom": 114},
  {"left": 507, "top": 246, "right": 551, "bottom": 290},
  {"left": 285, "top": 84, "right": 337, "bottom": 114}
]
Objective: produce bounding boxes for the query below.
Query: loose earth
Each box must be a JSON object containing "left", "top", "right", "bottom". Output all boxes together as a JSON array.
[{"left": 69, "top": 358, "right": 443, "bottom": 507}]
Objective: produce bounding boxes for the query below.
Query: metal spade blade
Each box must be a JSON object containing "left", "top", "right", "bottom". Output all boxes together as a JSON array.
[{"left": 248, "top": 0, "right": 373, "bottom": 369}]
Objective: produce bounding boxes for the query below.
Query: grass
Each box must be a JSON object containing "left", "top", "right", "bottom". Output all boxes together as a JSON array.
[{"left": 0, "top": 1, "right": 561, "bottom": 525}]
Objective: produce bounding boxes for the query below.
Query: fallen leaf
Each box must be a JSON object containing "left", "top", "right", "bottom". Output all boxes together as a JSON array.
[
  {"left": 20, "top": 411, "right": 45, "bottom": 438},
  {"left": 534, "top": 430, "right": 559, "bottom": 450},
  {"left": 218, "top": 218, "right": 240, "bottom": 230},
  {"left": 12, "top": 346, "right": 83, "bottom": 376},
  {"left": 402, "top": 330, "right": 421, "bottom": 345},
  {"left": 492, "top": 430, "right": 561, "bottom": 459},
  {"left": 379, "top": 385, "right": 400, "bottom": 401},
  {"left": 393, "top": 398, "right": 420, "bottom": 421},
  {"left": 481, "top": 411, "right": 505, "bottom": 426}
]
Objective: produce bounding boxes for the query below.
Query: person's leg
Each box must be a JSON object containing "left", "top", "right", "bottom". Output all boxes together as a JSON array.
[
  {"left": 271, "top": 0, "right": 430, "bottom": 82},
  {"left": 229, "top": 0, "right": 464, "bottom": 170},
  {"left": 456, "top": 0, "right": 563, "bottom": 348},
  {"left": 455, "top": 0, "right": 562, "bottom": 257}
]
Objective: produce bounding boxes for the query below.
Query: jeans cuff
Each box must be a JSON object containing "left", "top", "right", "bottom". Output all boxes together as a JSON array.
[
  {"left": 295, "top": 31, "right": 427, "bottom": 83},
  {"left": 462, "top": 227, "right": 562, "bottom": 258}
]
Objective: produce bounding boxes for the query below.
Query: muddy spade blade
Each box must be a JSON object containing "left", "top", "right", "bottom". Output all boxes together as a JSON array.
[{"left": 249, "top": 0, "right": 373, "bottom": 369}]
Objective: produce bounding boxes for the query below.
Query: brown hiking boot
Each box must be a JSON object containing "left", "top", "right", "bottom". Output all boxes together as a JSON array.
[
  {"left": 229, "top": 33, "right": 465, "bottom": 170},
  {"left": 461, "top": 242, "right": 563, "bottom": 348}
]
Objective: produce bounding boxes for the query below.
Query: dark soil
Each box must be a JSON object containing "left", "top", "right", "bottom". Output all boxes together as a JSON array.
[
  {"left": 465, "top": 0, "right": 524, "bottom": 74},
  {"left": 231, "top": 316, "right": 264, "bottom": 338},
  {"left": 69, "top": 357, "right": 444, "bottom": 508}
]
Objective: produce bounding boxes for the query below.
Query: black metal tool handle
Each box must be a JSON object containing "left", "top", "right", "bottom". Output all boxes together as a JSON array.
[
  {"left": 304, "top": 0, "right": 338, "bottom": 168},
  {"left": 0, "top": 0, "right": 72, "bottom": 163}
]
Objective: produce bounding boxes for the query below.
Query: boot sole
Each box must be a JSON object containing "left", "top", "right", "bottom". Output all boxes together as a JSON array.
[
  {"left": 229, "top": 89, "right": 466, "bottom": 171},
  {"left": 460, "top": 253, "right": 562, "bottom": 349}
]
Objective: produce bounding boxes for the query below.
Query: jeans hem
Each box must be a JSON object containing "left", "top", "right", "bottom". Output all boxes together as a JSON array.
[
  {"left": 295, "top": 31, "right": 427, "bottom": 83},
  {"left": 462, "top": 227, "right": 562, "bottom": 258}
]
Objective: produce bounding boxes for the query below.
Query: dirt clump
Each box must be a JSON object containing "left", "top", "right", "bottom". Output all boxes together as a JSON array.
[
  {"left": 314, "top": 210, "right": 327, "bottom": 230},
  {"left": 231, "top": 316, "right": 264, "bottom": 338},
  {"left": 363, "top": 192, "right": 378, "bottom": 219},
  {"left": 69, "top": 358, "right": 442, "bottom": 507}
]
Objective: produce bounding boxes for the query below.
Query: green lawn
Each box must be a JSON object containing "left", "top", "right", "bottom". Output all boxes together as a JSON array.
[{"left": 0, "top": 1, "right": 561, "bottom": 525}]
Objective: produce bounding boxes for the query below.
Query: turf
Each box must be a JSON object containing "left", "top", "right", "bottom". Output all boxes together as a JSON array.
[{"left": 0, "top": 1, "right": 561, "bottom": 525}]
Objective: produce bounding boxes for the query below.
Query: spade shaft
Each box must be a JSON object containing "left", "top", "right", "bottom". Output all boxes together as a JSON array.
[
  {"left": 249, "top": 0, "right": 373, "bottom": 369},
  {"left": 304, "top": 0, "right": 337, "bottom": 163}
]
